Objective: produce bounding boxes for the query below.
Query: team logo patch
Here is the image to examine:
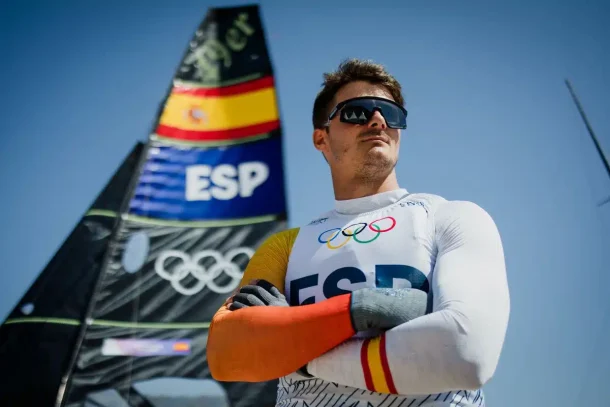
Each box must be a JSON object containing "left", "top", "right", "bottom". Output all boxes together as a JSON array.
[
  {"left": 399, "top": 200, "right": 429, "bottom": 214},
  {"left": 184, "top": 105, "right": 208, "bottom": 124},
  {"left": 307, "top": 217, "right": 328, "bottom": 226}
]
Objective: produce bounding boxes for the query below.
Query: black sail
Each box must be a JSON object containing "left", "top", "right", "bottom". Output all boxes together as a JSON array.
[
  {"left": 2, "top": 4, "right": 287, "bottom": 407},
  {"left": 63, "top": 4, "right": 286, "bottom": 407},
  {"left": 0, "top": 143, "right": 144, "bottom": 406}
]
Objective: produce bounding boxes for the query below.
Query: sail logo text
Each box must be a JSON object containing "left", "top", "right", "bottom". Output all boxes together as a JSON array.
[
  {"left": 185, "top": 162, "right": 269, "bottom": 201},
  {"left": 183, "top": 13, "right": 255, "bottom": 82}
]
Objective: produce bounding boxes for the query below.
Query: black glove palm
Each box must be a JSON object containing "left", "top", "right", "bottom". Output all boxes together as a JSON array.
[{"left": 229, "top": 279, "right": 288, "bottom": 310}]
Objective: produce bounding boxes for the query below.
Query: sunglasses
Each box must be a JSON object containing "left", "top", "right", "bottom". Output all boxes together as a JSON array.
[{"left": 325, "top": 96, "right": 408, "bottom": 129}]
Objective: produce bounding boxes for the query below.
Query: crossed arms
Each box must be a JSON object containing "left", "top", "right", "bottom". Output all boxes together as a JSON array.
[{"left": 206, "top": 201, "right": 510, "bottom": 395}]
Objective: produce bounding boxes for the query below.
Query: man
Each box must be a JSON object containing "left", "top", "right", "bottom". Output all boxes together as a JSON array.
[{"left": 207, "top": 59, "right": 510, "bottom": 406}]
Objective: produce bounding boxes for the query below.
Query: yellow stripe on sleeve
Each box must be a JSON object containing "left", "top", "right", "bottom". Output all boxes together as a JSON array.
[{"left": 366, "top": 337, "right": 391, "bottom": 394}]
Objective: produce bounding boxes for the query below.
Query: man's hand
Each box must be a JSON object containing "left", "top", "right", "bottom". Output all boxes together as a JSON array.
[
  {"left": 228, "top": 279, "right": 289, "bottom": 310},
  {"left": 350, "top": 287, "right": 430, "bottom": 332}
]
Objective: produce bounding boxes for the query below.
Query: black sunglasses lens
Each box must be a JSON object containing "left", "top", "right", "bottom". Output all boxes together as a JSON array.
[
  {"left": 341, "top": 106, "right": 370, "bottom": 124},
  {"left": 339, "top": 99, "right": 406, "bottom": 129},
  {"left": 379, "top": 105, "right": 404, "bottom": 128}
]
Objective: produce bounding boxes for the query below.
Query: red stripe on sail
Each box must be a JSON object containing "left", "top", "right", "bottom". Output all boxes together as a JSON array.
[{"left": 172, "top": 76, "right": 275, "bottom": 97}]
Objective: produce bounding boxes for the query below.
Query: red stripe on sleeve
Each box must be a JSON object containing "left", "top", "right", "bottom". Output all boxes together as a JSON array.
[
  {"left": 361, "top": 338, "right": 375, "bottom": 391},
  {"left": 379, "top": 334, "right": 398, "bottom": 394}
]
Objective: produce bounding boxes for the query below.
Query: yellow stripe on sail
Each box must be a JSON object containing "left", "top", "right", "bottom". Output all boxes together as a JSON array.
[{"left": 159, "top": 87, "right": 279, "bottom": 132}]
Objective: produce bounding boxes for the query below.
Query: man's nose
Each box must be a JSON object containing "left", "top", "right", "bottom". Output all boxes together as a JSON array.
[{"left": 367, "top": 110, "right": 387, "bottom": 129}]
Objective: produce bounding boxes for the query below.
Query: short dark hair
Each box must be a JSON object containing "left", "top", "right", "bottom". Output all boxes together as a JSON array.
[{"left": 312, "top": 58, "right": 405, "bottom": 129}]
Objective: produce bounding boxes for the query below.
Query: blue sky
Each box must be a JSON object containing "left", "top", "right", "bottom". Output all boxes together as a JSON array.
[{"left": 1, "top": 0, "right": 609, "bottom": 405}]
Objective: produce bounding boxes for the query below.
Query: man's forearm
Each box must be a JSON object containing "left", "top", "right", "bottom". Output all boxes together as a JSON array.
[
  {"left": 207, "top": 294, "right": 355, "bottom": 382},
  {"left": 208, "top": 285, "right": 430, "bottom": 383},
  {"left": 308, "top": 307, "right": 503, "bottom": 395}
]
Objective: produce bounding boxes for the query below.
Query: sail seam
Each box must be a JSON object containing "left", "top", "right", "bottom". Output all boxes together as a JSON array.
[
  {"left": 150, "top": 131, "right": 273, "bottom": 147},
  {"left": 172, "top": 72, "right": 263, "bottom": 89},
  {"left": 123, "top": 213, "right": 280, "bottom": 227},
  {"left": 3, "top": 317, "right": 211, "bottom": 329}
]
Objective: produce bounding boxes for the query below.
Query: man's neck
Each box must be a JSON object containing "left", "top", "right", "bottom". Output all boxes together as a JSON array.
[{"left": 332, "top": 171, "right": 400, "bottom": 201}]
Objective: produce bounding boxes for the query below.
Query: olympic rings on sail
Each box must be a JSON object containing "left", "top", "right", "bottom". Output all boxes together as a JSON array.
[
  {"left": 317, "top": 217, "right": 396, "bottom": 250},
  {"left": 154, "top": 248, "right": 253, "bottom": 296}
]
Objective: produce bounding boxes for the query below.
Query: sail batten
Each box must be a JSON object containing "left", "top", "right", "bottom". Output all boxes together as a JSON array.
[{"left": 4, "top": 318, "right": 212, "bottom": 329}]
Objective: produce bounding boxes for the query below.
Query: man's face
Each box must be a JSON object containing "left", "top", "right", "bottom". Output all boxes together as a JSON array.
[{"left": 314, "top": 81, "right": 401, "bottom": 181}]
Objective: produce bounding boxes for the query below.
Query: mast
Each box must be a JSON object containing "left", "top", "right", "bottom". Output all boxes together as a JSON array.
[{"left": 565, "top": 79, "right": 610, "bottom": 206}]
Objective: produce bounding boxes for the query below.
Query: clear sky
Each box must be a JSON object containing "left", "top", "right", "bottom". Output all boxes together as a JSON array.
[{"left": 1, "top": 0, "right": 609, "bottom": 405}]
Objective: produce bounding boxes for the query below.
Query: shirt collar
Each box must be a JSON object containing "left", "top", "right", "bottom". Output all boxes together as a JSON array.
[{"left": 334, "top": 188, "right": 409, "bottom": 215}]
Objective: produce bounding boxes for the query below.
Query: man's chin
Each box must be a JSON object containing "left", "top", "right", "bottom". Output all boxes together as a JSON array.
[
  {"left": 362, "top": 150, "right": 395, "bottom": 169},
  {"left": 365, "top": 145, "right": 393, "bottom": 160}
]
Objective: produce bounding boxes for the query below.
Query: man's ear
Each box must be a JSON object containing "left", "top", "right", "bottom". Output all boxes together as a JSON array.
[{"left": 312, "top": 128, "right": 328, "bottom": 153}]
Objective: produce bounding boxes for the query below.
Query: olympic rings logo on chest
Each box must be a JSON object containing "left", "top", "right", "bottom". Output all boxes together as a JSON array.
[{"left": 317, "top": 216, "right": 396, "bottom": 250}]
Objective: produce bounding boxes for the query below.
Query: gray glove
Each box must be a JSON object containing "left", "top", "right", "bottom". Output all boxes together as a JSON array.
[
  {"left": 349, "top": 287, "right": 431, "bottom": 332},
  {"left": 228, "top": 279, "right": 288, "bottom": 310}
]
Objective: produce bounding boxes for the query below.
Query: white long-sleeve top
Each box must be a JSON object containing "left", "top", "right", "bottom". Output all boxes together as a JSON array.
[{"left": 278, "top": 189, "right": 510, "bottom": 406}]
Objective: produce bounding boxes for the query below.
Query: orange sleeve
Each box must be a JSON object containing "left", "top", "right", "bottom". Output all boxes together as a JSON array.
[{"left": 206, "top": 228, "right": 356, "bottom": 382}]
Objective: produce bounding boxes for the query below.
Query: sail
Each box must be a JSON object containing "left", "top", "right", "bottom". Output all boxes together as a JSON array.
[
  {"left": 0, "top": 143, "right": 144, "bottom": 406},
  {"left": 61, "top": 5, "right": 286, "bottom": 407}
]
